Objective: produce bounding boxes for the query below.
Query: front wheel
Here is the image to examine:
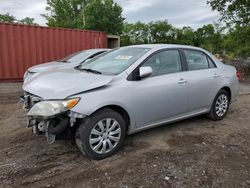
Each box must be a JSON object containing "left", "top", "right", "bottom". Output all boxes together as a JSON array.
[
  {"left": 207, "top": 89, "right": 230, "bottom": 121},
  {"left": 75, "top": 108, "right": 126, "bottom": 160}
]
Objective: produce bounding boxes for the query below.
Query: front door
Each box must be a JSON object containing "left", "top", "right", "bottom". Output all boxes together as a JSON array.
[{"left": 129, "top": 49, "right": 189, "bottom": 128}]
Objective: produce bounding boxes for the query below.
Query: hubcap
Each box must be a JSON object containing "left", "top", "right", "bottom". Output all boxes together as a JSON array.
[
  {"left": 215, "top": 94, "right": 228, "bottom": 117},
  {"left": 89, "top": 118, "right": 121, "bottom": 154}
]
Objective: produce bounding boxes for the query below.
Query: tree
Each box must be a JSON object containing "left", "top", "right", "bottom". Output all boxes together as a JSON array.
[
  {"left": 121, "top": 20, "right": 226, "bottom": 55},
  {"left": 193, "top": 24, "right": 224, "bottom": 54},
  {"left": 84, "top": 0, "right": 124, "bottom": 34},
  {"left": 208, "top": 0, "right": 250, "bottom": 58},
  {"left": 0, "top": 13, "right": 38, "bottom": 26},
  {"left": 207, "top": 0, "right": 250, "bottom": 26},
  {"left": 121, "top": 22, "right": 150, "bottom": 46},
  {"left": 121, "top": 20, "right": 175, "bottom": 46},
  {"left": 43, "top": 0, "right": 124, "bottom": 34},
  {"left": 120, "top": 22, "right": 133, "bottom": 46},
  {"left": 175, "top": 26, "right": 195, "bottom": 45},
  {"left": 148, "top": 20, "right": 175, "bottom": 44},
  {"left": 224, "top": 26, "right": 250, "bottom": 58},
  {"left": 43, "top": 0, "right": 89, "bottom": 28},
  {"left": 19, "top": 17, "right": 38, "bottom": 26},
  {"left": 0, "top": 13, "right": 16, "bottom": 23}
]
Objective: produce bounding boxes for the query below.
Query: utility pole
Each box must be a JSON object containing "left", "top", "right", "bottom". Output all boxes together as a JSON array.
[
  {"left": 82, "top": 1, "right": 86, "bottom": 28},
  {"left": 77, "top": 2, "right": 86, "bottom": 28}
]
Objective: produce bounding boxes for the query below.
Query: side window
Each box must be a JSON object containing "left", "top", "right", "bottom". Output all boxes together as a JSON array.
[
  {"left": 141, "top": 50, "right": 182, "bottom": 76},
  {"left": 184, "top": 50, "right": 209, "bottom": 70}
]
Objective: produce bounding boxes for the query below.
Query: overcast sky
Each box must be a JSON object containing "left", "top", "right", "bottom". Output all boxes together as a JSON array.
[{"left": 0, "top": 0, "right": 220, "bottom": 29}]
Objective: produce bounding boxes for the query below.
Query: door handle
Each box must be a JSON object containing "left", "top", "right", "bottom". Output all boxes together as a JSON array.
[
  {"left": 213, "top": 73, "right": 220, "bottom": 78},
  {"left": 178, "top": 79, "right": 188, "bottom": 84}
]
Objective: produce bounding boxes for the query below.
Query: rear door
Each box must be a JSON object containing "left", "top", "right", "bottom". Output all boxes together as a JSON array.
[{"left": 182, "top": 49, "right": 221, "bottom": 112}]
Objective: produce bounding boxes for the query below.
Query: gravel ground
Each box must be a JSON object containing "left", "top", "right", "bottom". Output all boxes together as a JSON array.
[{"left": 0, "top": 82, "right": 250, "bottom": 188}]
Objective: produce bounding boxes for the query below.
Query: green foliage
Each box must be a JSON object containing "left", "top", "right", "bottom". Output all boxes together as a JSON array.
[
  {"left": 85, "top": 0, "right": 124, "bottom": 34},
  {"left": 224, "top": 26, "right": 250, "bottom": 58},
  {"left": 121, "top": 18, "right": 250, "bottom": 59},
  {"left": 149, "top": 20, "right": 175, "bottom": 43},
  {"left": 0, "top": 13, "right": 16, "bottom": 23},
  {"left": 121, "top": 22, "right": 150, "bottom": 45},
  {"left": 174, "top": 27, "right": 195, "bottom": 45},
  {"left": 121, "top": 21, "right": 225, "bottom": 54},
  {"left": 0, "top": 13, "right": 39, "bottom": 26},
  {"left": 43, "top": 0, "right": 124, "bottom": 34},
  {"left": 208, "top": 0, "right": 250, "bottom": 26},
  {"left": 121, "top": 20, "right": 176, "bottom": 46},
  {"left": 194, "top": 24, "right": 224, "bottom": 54},
  {"left": 43, "top": 0, "right": 87, "bottom": 28},
  {"left": 19, "top": 17, "right": 39, "bottom": 26},
  {"left": 207, "top": 0, "right": 250, "bottom": 59},
  {"left": 121, "top": 1, "right": 250, "bottom": 59}
]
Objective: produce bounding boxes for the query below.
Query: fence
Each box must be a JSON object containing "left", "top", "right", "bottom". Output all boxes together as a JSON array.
[{"left": 0, "top": 23, "right": 107, "bottom": 81}]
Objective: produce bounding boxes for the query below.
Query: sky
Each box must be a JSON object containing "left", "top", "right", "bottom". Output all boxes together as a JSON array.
[{"left": 0, "top": 0, "right": 220, "bottom": 29}]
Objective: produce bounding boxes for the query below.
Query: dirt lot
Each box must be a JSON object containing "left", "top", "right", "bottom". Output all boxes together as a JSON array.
[{"left": 0, "top": 82, "right": 250, "bottom": 188}]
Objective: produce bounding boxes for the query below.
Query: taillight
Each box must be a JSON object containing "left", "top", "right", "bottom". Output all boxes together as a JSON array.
[{"left": 236, "top": 70, "right": 241, "bottom": 79}]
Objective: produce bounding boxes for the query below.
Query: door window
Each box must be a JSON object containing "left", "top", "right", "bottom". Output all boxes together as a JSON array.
[
  {"left": 207, "top": 57, "right": 216, "bottom": 68},
  {"left": 141, "top": 50, "right": 182, "bottom": 76},
  {"left": 184, "top": 50, "right": 210, "bottom": 70}
]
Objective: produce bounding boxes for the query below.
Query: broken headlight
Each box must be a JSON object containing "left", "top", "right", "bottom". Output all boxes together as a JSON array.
[{"left": 27, "top": 98, "right": 80, "bottom": 118}]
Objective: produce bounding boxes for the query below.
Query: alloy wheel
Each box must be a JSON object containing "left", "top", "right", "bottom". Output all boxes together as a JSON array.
[
  {"left": 89, "top": 118, "right": 121, "bottom": 154},
  {"left": 215, "top": 94, "right": 228, "bottom": 117}
]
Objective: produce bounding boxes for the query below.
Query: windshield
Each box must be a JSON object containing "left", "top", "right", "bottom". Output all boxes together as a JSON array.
[
  {"left": 79, "top": 47, "right": 150, "bottom": 75},
  {"left": 59, "top": 50, "right": 97, "bottom": 63}
]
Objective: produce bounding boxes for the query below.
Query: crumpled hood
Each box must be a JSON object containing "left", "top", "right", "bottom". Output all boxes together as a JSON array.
[
  {"left": 29, "top": 61, "right": 79, "bottom": 73},
  {"left": 23, "top": 68, "right": 113, "bottom": 99}
]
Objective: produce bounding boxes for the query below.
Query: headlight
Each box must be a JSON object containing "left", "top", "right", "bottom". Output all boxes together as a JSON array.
[{"left": 27, "top": 98, "right": 80, "bottom": 118}]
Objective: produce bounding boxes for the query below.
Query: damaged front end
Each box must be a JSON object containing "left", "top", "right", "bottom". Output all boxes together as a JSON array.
[{"left": 21, "top": 92, "right": 85, "bottom": 144}]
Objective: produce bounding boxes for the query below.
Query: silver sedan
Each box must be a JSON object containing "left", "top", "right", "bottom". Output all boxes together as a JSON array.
[
  {"left": 23, "top": 48, "right": 109, "bottom": 82},
  {"left": 22, "top": 44, "right": 240, "bottom": 160}
]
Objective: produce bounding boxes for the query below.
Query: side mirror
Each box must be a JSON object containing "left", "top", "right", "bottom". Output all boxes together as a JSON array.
[{"left": 139, "top": 66, "right": 152, "bottom": 78}]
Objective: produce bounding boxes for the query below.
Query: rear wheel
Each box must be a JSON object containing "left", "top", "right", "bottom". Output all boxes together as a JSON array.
[
  {"left": 75, "top": 108, "right": 126, "bottom": 160},
  {"left": 208, "top": 89, "right": 230, "bottom": 121}
]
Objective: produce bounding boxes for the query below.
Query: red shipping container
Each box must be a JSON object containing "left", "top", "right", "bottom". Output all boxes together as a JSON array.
[{"left": 0, "top": 23, "right": 107, "bottom": 81}]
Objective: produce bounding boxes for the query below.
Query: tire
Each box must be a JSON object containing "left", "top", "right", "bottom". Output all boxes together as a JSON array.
[
  {"left": 207, "top": 89, "right": 230, "bottom": 121},
  {"left": 75, "top": 108, "right": 126, "bottom": 160}
]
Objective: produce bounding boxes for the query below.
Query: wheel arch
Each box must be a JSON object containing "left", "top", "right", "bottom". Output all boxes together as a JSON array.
[
  {"left": 92, "top": 104, "right": 132, "bottom": 132},
  {"left": 220, "top": 86, "right": 232, "bottom": 102},
  {"left": 207, "top": 85, "right": 232, "bottom": 112}
]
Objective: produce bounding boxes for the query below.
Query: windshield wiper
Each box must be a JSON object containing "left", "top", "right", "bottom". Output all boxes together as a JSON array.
[{"left": 80, "top": 68, "right": 102, "bottom": 74}]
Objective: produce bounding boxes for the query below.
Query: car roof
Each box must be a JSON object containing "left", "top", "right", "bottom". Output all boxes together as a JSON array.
[
  {"left": 126, "top": 44, "right": 205, "bottom": 51},
  {"left": 82, "top": 48, "right": 110, "bottom": 53}
]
